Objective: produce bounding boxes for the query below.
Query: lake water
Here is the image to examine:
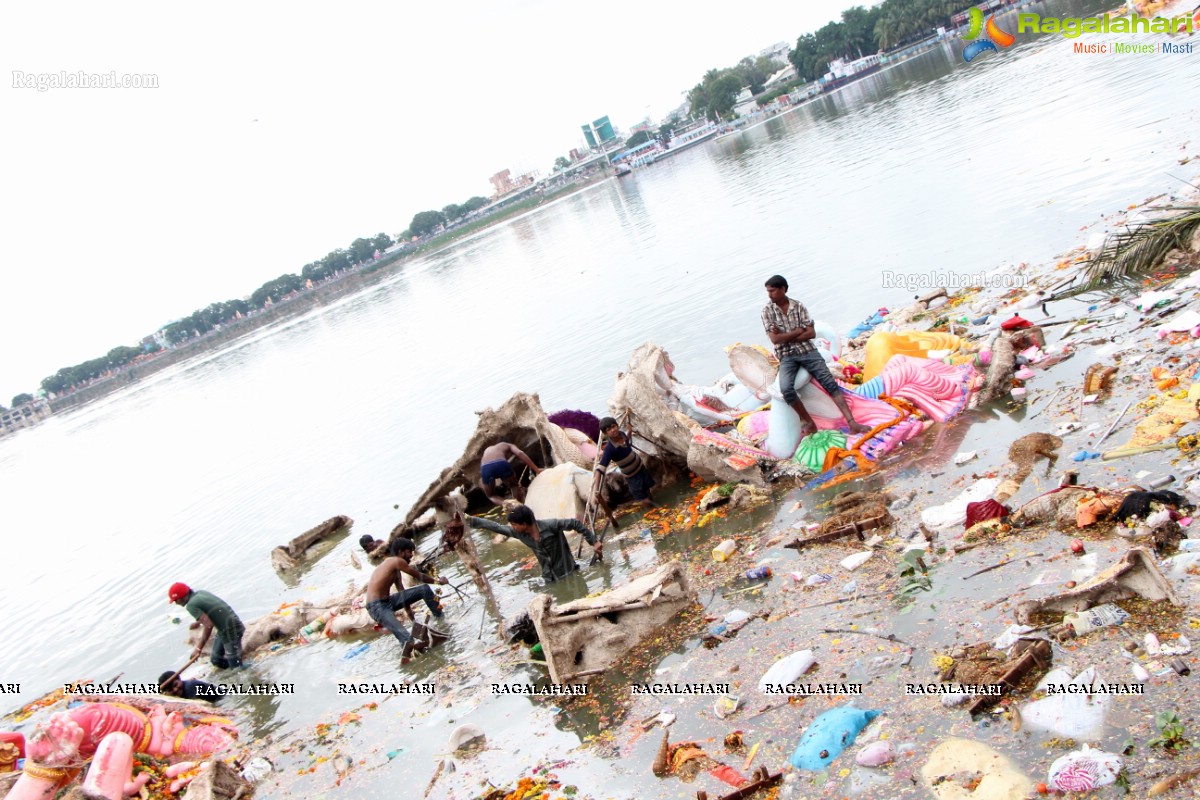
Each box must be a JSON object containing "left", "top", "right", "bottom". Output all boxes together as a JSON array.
[{"left": 3, "top": 0, "right": 1198, "bottom": 793}]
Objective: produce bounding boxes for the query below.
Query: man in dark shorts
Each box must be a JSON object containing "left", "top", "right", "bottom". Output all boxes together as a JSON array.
[
  {"left": 761, "top": 275, "right": 868, "bottom": 440},
  {"left": 479, "top": 442, "right": 542, "bottom": 506},
  {"left": 591, "top": 416, "right": 655, "bottom": 508},
  {"left": 366, "top": 538, "right": 449, "bottom": 662},
  {"left": 464, "top": 504, "right": 601, "bottom": 583},
  {"left": 169, "top": 583, "right": 247, "bottom": 669}
]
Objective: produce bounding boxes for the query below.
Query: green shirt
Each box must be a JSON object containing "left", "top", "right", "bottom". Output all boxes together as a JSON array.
[
  {"left": 466, "top": 516, "right": 595, "bottom": 583},
  {"left": 184, "top": 590, "right": 243, "bottom": 641}
]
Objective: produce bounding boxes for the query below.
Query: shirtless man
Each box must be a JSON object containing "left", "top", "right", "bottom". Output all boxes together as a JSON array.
[
  {"left": 479, "top": 442, "right": 542, "bottom": 505},
  {"left": 366, "top": 538, "right": 449, "bottom": 662},
  {"left": 761, "top": 274, "right": 868, "bottom": 439}
]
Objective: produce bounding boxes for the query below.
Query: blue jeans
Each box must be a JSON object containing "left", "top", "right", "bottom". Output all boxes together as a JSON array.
[
  {"left": 211, "top": 625, "right": 245, "bottom": 669},
  {"left": 367, "top": 585, "right": 444, "bottom": 644},
  {"left": 778, "top": 351, "right": 840, "bottom": 405}
]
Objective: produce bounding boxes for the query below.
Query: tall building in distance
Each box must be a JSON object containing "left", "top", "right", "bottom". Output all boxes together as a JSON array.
[{"left": 581, "top": 116, "right": 616, "bottom": 149}]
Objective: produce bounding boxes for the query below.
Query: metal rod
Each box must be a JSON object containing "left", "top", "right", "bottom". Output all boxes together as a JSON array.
[{"left": 1097, "top": 401, "right": 1132, "bottom": 444}]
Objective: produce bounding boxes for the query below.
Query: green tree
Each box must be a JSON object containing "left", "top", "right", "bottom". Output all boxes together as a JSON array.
[
  {"left": 372, "top": 232, "right": 394, "bottom": 252},
  {"left": 11, "top": 393, "right": 33, "bottom": 407},
  {"left": 462, "top": 196, "right": 490, "bottom": 213},
  {"left": 349, "top": 237, "right": 376, "bottom": 264},
  {"left": 409, "top": 210, "right": 447, "bottom": 237},
  {"left": 442, "top": 204, "right": 463, "bottom": 222},
  {"left": 707, "top": 73, "right": 744, "bottom": 119},
  {"left": 624, "top": 130, "right": 652, "bottom": 149},
  {"left": 554, "top": 156, "right": 570, "bottom": 171}
]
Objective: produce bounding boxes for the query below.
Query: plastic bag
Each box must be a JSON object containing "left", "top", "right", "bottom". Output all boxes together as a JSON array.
[
  {"left": 1022, "top": 667, "right": 1109, "bottom": 739},
  {"left": 758, "top": 650, "right": 816, "bottom": 694},
  {"left": 1047, "top": 745, "right": 1122, "bottom": 791}
]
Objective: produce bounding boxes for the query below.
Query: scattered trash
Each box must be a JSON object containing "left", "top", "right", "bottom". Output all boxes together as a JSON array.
[
  {"left": 712, "top": 539, "right": 738, "bottom": 561},
  {"left": 804, "top": 573, "right": 832, "bottom": 586},
  {"left": 1062, "top": 603, "right": 1130, "bottom": 637},
  {"left": 1022, "top": 667, "right": 1109, "bottom": 739},
  {"left": 714, "top": 694, "right": 741, "bottom": 719},
  {"left": 922, "top": 738, "right": 1033, "bottom": 800},
  {"left": 1047, "top": 745, "right": 1122, "bottom": 792},
  {"left": 921, "top": 478, "right": 1002, "bottom": 530},
  {"left": 240, "top": 757, "right": 273, "bottom": 784},
  {"left": 840, "top": 551, "right": 874, "bottom": 571},
  {"left": 1016, "top": 548, "right": 1180, "bottom": 624},
  {"left": 447, "top": 723, "right": 486, "bottom": 752},
  {"left": 758, "top": 650, "right": 816, "bottom": 694},
  {"left": 855, "top": 740, "right": 894, "bottom": 767},
  {"left": 342, "top": 643, "right": 369, "bottom": 660},
  {"left": 954, "top": 450, "right": 978, "bottom": 466}
]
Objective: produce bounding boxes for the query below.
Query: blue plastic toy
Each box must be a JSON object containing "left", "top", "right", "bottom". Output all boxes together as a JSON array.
[{"left": 789, "top": 705, "right": 881, "bottom": 770}]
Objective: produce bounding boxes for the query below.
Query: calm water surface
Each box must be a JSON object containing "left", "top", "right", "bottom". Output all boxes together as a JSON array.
[{"left": 3, "top": 2, "right": 1198, "bottom": 793}]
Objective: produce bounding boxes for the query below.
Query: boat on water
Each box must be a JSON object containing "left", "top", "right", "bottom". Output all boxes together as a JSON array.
[
  {"left": 666, "top": 125, "right": 718, "bottom": 153},
  {"left": 819, "top": 53, "right": 882, "bottom": 94},
  {"left": 615, "top": 162, "right": 632, "bottom": 177}
]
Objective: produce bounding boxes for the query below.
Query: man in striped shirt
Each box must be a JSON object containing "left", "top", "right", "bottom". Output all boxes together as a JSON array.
[
  {"left": 762, "top": 275, "right": 868, "bottom": 439},
  {"left": 591, "top": 416, "right": 656, "bottom": 508}
]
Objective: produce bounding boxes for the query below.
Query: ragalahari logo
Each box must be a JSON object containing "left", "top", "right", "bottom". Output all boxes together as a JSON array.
[{"left": 962, "top": 7, "right": 1016, "bottom": 62}]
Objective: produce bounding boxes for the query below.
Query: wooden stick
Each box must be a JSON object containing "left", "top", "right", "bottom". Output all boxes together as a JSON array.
[
  {"left": 820, "top": 627, "right": 909, "bottom": 645},
  {"left": 962, "top": 553, "right": 1043, "bottom": 580},
  {"left": 546, "top": 601, "right": 652, "bottom": 623},
  {"left": 160, "top": 653, "right": 201, "bottom": 689},
  {"left": 1028, "top": 387, "right": 1063, "bottom": 419},
  {"left": 559, "top": 668, "right": 605, "bottom": 682},
  {"left": 798, "top": 591, "right": 887, "bottom": 609},
  {"left": 1097, "top": 401, "right": 1132, "bottom": 444}
]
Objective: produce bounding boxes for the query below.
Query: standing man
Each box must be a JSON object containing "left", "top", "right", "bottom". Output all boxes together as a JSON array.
[
  {"left": 761, "top": 275, "right": 868, "bottom": 439},
  {"left": 366, "top": 538, "right": 449, "bottom": 662},
  {"left": 479, "top": 442, "right": 543, "bottom": 506},
  {"left": 169, "top": 583, "right": 247, "bottom": 669},
  {"left": 465, "top": 504, "right": 601, "bottom": 584},
  {"left": 590, "top": 416, "right": 655, "bottom": 509}
]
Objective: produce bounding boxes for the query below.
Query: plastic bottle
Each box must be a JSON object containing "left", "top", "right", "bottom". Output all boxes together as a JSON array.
[
  {"left": 712, "top": 540, "right": 737, "bottom": 561},
  {"left": 1147, "top": 475, "right": 1176, "bottom": 489},
  {"left": 1064, "top": 603, "right": 1130, "bottom": 636},
  {"left": 744, "top": 566, "right": 772, "bottom": 580}
]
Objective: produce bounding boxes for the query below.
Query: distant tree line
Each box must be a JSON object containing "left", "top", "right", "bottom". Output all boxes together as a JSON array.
[
  {"left": 406, "top": 195, "right": 491, "bottom": 238},
  {"left": 791, "top": 0, "right": 971, "bottom": 82},
  {"left": 35, "top": 229, "right": 396, "bottom": 397},
  {"left": 685, "top": 0, "right": 973, "bottom": 120},
  {"left": 687, "top": 55, "right": 779, "bottom": 122}
]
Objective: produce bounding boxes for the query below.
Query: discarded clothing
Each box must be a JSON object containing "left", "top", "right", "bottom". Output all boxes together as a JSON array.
[{"left": 965, "top": 499, "right": 1010, "bottom": 530}]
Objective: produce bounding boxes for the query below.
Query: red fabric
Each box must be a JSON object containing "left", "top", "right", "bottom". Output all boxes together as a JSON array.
[
  {"left": 965, "top": 499, "right": 1010, "bottom": 529},
  {"left": 1000, "top": 315, "right": 1033, "bottom": 331},
  {"left": 708, "top": 765, "right": 748, "bottom": 788},
  {"left": 168, "top": 582, "right": 191, "bottom": 603}
]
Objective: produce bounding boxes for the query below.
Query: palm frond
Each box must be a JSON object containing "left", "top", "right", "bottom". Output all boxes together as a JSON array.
[{"left": 1054, "top": 205, "right": 1200, "bottom": 300}]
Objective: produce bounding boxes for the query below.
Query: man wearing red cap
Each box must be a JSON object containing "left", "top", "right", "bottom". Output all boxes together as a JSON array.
[{"left": 169, "top": 583, "right": 246, "bottom": 669}]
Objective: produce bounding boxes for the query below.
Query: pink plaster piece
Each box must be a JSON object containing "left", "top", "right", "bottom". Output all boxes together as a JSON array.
[{"left": 80, "top": 732, "right": 134, "bottom": 800}]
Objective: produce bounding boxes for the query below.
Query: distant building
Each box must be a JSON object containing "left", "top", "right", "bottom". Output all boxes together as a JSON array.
[
  {"left": 733, "top": 87, "right": 758, "bottom": 117},
  {"left": 569, "top": 148, "right": 584, "bottom": 162},
  {"left": 0, "top": 397, "right": 51, "bottom": 437},
  {"left": 759, "top": 41, "right": 792, "bottom": 65},
  {"left": 490, "top": 169, "right": 516, "bottom": 197}
]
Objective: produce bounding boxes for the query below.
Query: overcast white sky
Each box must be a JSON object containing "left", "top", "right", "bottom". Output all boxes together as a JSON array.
[{"left": 0, "top": 1, "right": 864, "bottom": 403}]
